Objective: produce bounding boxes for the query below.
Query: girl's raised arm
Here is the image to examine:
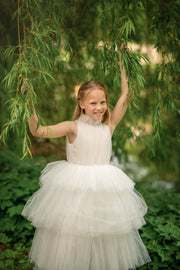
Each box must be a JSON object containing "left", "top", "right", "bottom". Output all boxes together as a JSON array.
[
  {"left": 21, "top": 81, "right": 77, "bottom": 141},
  {"left": 110, "top": 44, "right": 129, "bottom": 133}
]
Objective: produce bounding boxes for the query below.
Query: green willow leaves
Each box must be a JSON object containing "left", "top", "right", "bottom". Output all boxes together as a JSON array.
[
  {"left": 1, "top": 1, "right": 149, "bottom": 157},
  {"left": 1, "top": 0, "right": 179, "bottom": 173},
  {"left": 1, "top": 0, "right": 65, "bottom": 157}
]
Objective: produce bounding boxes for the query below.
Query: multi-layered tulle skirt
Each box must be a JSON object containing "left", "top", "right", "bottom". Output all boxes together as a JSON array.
[{"left": 22, "top": 161, "right": 151, "bottom": 270}]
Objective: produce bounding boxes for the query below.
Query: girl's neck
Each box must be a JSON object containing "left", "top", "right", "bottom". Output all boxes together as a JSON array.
[{"left": 78, "top": 114, "right": 102, "bottom": 126}]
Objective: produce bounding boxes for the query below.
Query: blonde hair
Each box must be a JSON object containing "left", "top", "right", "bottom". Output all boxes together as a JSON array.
[{"left": 72, "top": 81, "right": 111, "bottom": 124}]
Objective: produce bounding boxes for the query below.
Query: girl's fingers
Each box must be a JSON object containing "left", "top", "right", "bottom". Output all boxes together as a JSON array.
[
  {"left": 21, "top": 81, "right": 28, "bottom": 92},
  {"left": 120, "top": 43, "right": 130, "bottom": 52},
  {"left": 120, "top": 43, "right": 126, "bottom": 50},
  {"left": 21, "top": 82, "right": 26, "bottom": 93},
  {"left": 21, "top": 79, "right": 33, "bottom": 96}
]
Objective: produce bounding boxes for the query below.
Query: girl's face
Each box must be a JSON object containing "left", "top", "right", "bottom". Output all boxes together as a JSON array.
[{"left": 79, "top": 89, "right": 107, "bottom": 120}]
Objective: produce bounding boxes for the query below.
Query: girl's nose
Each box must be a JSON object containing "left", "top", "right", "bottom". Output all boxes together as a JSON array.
[{"left": 96, "top": 104, "right": 102, "bottom": 110}]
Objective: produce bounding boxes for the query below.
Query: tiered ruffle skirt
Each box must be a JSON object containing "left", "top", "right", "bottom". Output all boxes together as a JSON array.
[{"left": 22, "top": 161, "right": 151, "bottom": 270}]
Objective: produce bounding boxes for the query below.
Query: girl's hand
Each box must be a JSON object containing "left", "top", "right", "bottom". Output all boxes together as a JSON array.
[
  {"left": 119, "top": 43, "right": 130, "bottom": 53},
  {"left": 21, "top": 79, "right": 33, "bottom": 97},
  {"left": 119, "top": 43, "right": 130, "bottom": 67}
]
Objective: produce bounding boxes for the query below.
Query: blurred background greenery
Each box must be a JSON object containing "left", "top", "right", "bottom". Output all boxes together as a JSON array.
[
  {"left": 0, "top": 0, "right": 179, "bottom": 269},
  {"left": 0, "top": 0, "right": 179, "bottom": 187}
]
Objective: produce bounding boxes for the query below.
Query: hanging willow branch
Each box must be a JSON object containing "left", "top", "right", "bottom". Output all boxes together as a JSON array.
[
  {"left": 100, "top": 11, "right": 150, "bottom": 109},
  {"left": 1, "top": 1, "right": 150, "bottom": 158},
  {"left": 0, "top": 0, "right": 65, "bottom": 158}
]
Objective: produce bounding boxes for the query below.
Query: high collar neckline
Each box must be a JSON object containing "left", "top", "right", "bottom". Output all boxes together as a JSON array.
[{"left": 78, "top": 114, "right": 103, "bottom": 126}]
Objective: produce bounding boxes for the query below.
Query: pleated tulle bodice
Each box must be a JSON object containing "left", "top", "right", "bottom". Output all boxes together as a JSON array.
[{"left": 66, "top": 114, "right": 112, "bottom": 165}]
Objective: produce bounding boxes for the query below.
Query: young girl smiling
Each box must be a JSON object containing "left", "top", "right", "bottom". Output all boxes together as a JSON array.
[{"left": 22, "top": 45, "right": 151, "bottom": 270}]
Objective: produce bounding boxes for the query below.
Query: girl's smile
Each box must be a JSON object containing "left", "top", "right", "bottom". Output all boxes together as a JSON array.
[{"left": 79, "top": 89, "right": 107, "bottom": 121}]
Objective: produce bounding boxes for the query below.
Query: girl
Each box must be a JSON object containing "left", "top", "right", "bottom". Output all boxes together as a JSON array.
[{"left": 21, "top": 45, "right": 151, "bottom": 270}]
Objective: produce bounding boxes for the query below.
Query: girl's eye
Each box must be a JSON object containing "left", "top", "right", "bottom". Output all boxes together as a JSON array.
[
  {"left": 101, "top": 101, "right": 106, "bottom": 104},
  {"left": 91, "top": 102, "right": 96, "bottom": 105}
]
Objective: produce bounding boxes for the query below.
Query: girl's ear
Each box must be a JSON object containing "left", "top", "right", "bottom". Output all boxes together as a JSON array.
[{"left": 78, "top": 99, "right": 85, "bottom": 109}]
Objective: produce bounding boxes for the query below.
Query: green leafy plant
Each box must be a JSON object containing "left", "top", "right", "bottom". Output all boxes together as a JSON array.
[
  {"left": 0, "top": 149, "right": 47, "bottom": 268},
  {"left": 0, "top": 243, "right": 32, "bottom": 270},
  {"left": 0, "top": 1, "right": 150, "bottom": 158},
  {"left": 1, "top": 0, "right": 65, "bottom": 157},
  {"left": 0, "top": 0, "right": 179, "bottom": 184},
  {"left": 137, "top": 181, "right": 180, "bottom": 269},
  {"left": 0, "top": 150, "right": 45, "bottom": 244}
]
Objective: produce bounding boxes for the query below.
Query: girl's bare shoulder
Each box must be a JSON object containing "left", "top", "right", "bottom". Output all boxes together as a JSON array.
[{"left": 60, "top": 120, "right": 77, "bottom": 134}]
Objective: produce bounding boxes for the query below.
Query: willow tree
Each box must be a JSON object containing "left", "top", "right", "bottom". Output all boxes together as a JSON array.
[
  {"left": 0, "top": 0, "right": 148, "bottom": 155},
  {"left": 140, "top": 0, "right": 180, "bottom": 185},
  {"left": 0, "top": 0, "right": 179, "bottom": 185}
]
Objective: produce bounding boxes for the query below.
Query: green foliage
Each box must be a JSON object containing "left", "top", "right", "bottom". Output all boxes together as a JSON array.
[
  {"left": 0, "top": 149, "right": 47, "bottom": 268},
  {"left": 0, "top": 0, "right": 149, "bottom": 158},
  {"left": 0, "top": 0, "right": 179, "bottom": 184},
  {"left": 136, "top": 181, "right": 180, "bottom": 269},
  {"left": 0, "top": 243, "right": 32, "bottom": 270},
  {"left": 0, "top": 150, "right": 44, "bottom": 245},
  {"left": 138, "top": 61, "right": 180, "bottom": 184},
  {"left": 1, "top": 0, "right": 66, "bottom": 157},
  {"left": 101, "top": 42, "right": 150, "bottom": 109}
]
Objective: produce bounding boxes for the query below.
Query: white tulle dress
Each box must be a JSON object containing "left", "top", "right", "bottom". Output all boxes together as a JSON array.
[{"left": 22, "top": 114, "right": 151, "bottom": 270}]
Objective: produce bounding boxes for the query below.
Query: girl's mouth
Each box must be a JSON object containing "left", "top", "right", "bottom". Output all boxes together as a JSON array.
[{"left": 94, "top": 112, "right": 103, "bottom": 116}]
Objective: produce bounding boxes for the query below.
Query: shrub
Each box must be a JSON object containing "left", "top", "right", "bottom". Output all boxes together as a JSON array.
[
  {"left": 0, "top": 149, "right": 45, "bottom": 268},
  {"left": 137, "top": 181, "right": 180, "bottom": 269}
]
